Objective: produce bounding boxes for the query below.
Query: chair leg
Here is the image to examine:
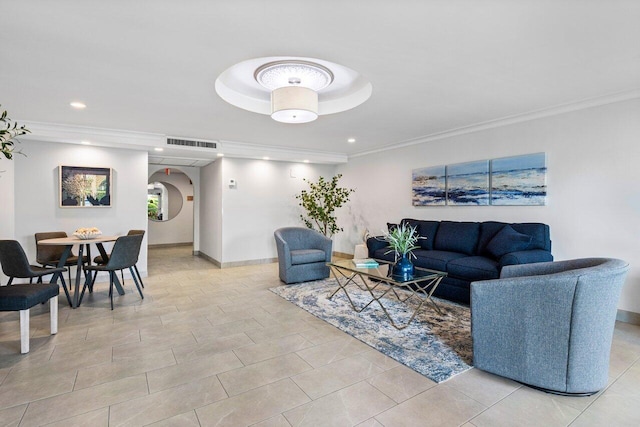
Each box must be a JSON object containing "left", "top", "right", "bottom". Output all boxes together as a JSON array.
[
  {"left": 29, "top": 277, "right": 33, "bottom": 284},
  {"left": 7, "top": 277, "right": 13, "bottom": 286},
  {"left": 129, "top": 267, "right": 144, "bottom": 299},
  {"left": 58, "top": 274, "right": 73, "bottom": 307},
  {"left": 109, "top": 271, "right": 114, "bottom": 310},
  {"left": 37, "top": 276, "right": 43, "bottom": 284},
  {"left": 121, "top": 269, "right": 125, "bottom": 286},
  {"left": 20, "top": 309, "right": 30, "bottom": 353},
  {"left": 50, "top": 295, "right": 58, "bottom": 335},
  {"left": 134, "top": 265, "right": 144, "bottom": 288}
]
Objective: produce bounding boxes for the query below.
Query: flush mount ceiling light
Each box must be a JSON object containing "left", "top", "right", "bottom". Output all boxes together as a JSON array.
[{"left": 215, "top": 56, "right": 372, "bottom": 124}]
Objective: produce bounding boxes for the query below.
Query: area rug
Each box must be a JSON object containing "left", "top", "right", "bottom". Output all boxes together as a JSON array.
[{"left": 270, "top": 279, "right": 472, "bottom": 383}]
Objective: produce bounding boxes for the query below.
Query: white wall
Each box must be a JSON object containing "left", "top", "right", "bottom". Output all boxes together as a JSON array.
[
  {"left": 147, "top": 169, "right": 194, "bottom": 246},
  {"left": 0, "top": 159, "right": 15, "bottom": 284},
  {"left": 199, "top": 159, "right": 223, "bottom": 262},
  {"left": 337, "top": 98, "right": 640, "bottom": 314},
  {"left": 199, "top": 157, "right": 336, "bottom": 265},
  {"left": 13, "top": 140, "right": 149, "bottom": 276}
]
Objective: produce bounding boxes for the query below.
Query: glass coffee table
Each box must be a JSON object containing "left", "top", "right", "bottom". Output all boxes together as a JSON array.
[{"left": 327, "top": 258, "right": 447, "bottom": 330}]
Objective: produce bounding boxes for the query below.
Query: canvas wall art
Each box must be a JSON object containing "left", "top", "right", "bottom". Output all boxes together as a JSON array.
[
  {"left": 446, "top": 160, "right": 490, "bottom": 206},
  {"left": 59, "top": 165, "right": 112, "bottom": 207},
  {"left": 412, "top": 165, "right": 446, "bottom": 206},
  {"left": 491, "top": 153, "right": 547, "bottom": 205}
]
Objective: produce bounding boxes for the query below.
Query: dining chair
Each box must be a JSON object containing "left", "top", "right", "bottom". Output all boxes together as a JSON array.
[
  {"left": 91, "top": 229, "right": 145, "bottom": 288},
  {"left": 0, "top": 283, "right": 59, "bottom": 353},
  {"left": 35, "top": 231, "right": 89, "bottom": 285},
  {"left": 81, "top": 234, "right": 144, "bottom": 309},
  {"left": 0, "top": 240, "right": 72, "bottom": 306}
]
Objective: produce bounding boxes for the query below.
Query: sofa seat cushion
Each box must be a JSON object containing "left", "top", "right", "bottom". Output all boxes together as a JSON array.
[
  {"left": 0, "top": 284, "right": 59, "bottom": 311},
  {"left": 486, "top": 225, "right": 532, "bottom": 259},
  {"left": 433, "top": 221, "right": 480, "bottom": 255},
  {"left": 447, "top": 256, "right": 500, "bottom": 281},
  {"left": 290, "top": 249, "right": 326, "bottom": 265},
  {"left": 412, "top": 250, "right": 467, "bottom": 272}
]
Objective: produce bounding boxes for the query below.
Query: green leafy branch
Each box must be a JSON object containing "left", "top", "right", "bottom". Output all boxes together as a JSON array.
[
  {"left": 295, "top": 174, "right": 355, "bottom": 237},
  {"left": 1, "top": 106, "right": 30, "bottom": 160}
]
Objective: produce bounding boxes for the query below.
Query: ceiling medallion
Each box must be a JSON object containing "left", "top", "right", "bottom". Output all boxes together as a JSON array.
[{"left": 215, "top": 56, "right": 372, "bottom": 124}]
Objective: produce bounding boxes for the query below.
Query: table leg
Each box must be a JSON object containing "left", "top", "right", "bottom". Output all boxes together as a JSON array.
[
  {"left": 50, "top": 245, "right": 73, "bottom": 307},
  {"left": 72, "top": 245, "right": 84, "bottom": 308}
]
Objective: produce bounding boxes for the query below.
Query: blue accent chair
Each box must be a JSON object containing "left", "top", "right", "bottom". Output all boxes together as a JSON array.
[
  {"left": 274, "top": 227, "right": 332, "bottom": 284},
  {"left": 471, "top": 258, "right": 629, "bottom": 395}
]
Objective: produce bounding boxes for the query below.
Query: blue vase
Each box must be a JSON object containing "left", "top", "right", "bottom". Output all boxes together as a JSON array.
[{"left": 392, "top": 253, "right": 414, "bottom": 281}]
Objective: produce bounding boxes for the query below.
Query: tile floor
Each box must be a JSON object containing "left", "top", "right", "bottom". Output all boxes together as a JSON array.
[{"left": 1, "top": 246, "right": 639, "bottom": 426}]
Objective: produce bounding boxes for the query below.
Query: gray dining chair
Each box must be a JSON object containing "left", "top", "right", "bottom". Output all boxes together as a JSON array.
[
  {"left": 35, "top": 231, "right": 89, "bottom": 285},
  {"left": 0, "top": 283, "right": 59, "bottom": 353},
  {"left": 0, "top": 240, "right": 72, "bottom": 306},
  {"left": 81, "top": 234, "right": 144, "bottom": 309},
  {"left": 91, "top": 229, "right": 145, "bottom": 289}
]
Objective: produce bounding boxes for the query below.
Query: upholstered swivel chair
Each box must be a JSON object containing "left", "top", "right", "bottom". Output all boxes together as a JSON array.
[
  {"left": 471, "top": 258, "right": 629, "bottom": 395},
  {"left": 81, "top": 234, "right": 144, "bottom": 309},
  {"left": 35, "top": 231, "right": 89, "bottom": 285},
  {"left": 274, "top": 227, "right": 332, "bottom": 284}
]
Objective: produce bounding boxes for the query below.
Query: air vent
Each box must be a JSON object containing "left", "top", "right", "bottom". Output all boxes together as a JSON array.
[{"left": 167, "top": 137, "right": 217, "bottom": 149}]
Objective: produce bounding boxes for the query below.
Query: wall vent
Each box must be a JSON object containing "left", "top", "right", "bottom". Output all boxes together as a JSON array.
[{"left": 167, "top": 137, "right": 217, "bottom": 149}]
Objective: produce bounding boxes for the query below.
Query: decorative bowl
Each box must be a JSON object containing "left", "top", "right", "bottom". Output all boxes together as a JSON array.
[{"left": 73, "top": 228, "right": 102, "bottom": 240}]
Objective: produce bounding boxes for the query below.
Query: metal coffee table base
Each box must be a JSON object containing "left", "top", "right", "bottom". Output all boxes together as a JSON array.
[{"left": 327, "top": 264, "right": 445, "bottom": 330}]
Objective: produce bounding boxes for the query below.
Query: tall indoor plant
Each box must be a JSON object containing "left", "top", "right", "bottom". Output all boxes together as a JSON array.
[
  {"left": 1, "top": 105, "right": 30, "bottom": 161},
  {"left": 296, "top": 174, "right": 354, "bottom": 237}
]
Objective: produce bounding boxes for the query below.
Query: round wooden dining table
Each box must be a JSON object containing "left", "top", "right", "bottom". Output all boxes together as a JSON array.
[{"left": 38, "top": 235, "right": 124, "bottom": 308}]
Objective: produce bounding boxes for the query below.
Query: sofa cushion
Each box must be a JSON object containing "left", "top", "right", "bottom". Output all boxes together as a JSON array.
[
  {"left": 486, "top": 225, "right": 532, "bottom": 259},
  {"left": 433, "top": 221, "right": 480, "bottom": 255},
  {"left": 412, "top": 249, "right": 467, "bottom": 272},
  {"left": 511, "top": 223, "right": 551, "bottom": 251},
  {"left": 447, "top": 256, "right": 500, "bottom": 281},
  {"left": 402, "top": 219, "right": 439, "bottom": 250},
  {"left": 290, "top": 249, "right": 326, "bottom": 265},
  {"left": 387, "top": 222, "right": 398, "bottom": 232},
  {"left": 477, "top": 221, "right": 507, "bottom": 255},
  {"left": 373, "top": 248, "right": 395, "bottom": 263}
]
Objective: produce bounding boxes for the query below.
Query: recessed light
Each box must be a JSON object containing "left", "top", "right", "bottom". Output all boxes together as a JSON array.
[
  {"left": 263, "top": 156, "right": 270, "bottom": 160},
  {"left": 80, "top": 141, "right": 91, "bottom": 145},
  {"left": 154, "top": 147, "right": 164, "bottom": 152},
  {"left": 347, "top": 138, "right": 356, "bottom": 143},
  {"left": 217, "top": 153, "right": 224, "bottom": 157},
  {"left": 303, "top": 160, "right": 310, "bottom": 163},
  {"left": 70, "top": 102, "right": 86, "bottom": 109}
]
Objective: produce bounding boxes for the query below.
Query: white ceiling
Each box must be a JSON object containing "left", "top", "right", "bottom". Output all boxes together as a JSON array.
[{"left": 2, "top": 1, "right": 639, "bottom": 165}]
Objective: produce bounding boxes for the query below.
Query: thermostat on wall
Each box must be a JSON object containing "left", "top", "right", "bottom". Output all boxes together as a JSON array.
[{"left": 228, "top": 178, "right": 237, "bottom": 188}]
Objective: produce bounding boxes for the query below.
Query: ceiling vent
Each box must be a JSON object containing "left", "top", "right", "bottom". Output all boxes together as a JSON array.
[{"left": 167, "top": 137, "right": 217, "bottom": 149}]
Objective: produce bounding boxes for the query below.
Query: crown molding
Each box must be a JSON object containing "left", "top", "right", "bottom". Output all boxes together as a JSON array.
[
  {"left": 19, "top": 121, "right": 347, "bottom": 164},
  {"left": 350, "top": 88, "right": 640, "bottom": 159}
]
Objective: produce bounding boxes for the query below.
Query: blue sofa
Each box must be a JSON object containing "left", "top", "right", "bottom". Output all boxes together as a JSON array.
[{"left": 367, "top": 219, "right": 553, "bottom": 303}]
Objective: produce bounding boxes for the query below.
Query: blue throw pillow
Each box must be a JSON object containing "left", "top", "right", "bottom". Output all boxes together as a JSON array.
[{"left": 486, "top": 225, "right": 532, "bottom": 259}]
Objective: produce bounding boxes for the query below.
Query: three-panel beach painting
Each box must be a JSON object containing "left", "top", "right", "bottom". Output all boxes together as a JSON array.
[{"left": 412, "top": 153, "right": 547, "bottom": 206}]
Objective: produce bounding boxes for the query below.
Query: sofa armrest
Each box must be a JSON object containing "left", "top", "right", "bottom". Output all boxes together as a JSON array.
[
  {"left": 499, "top": 249, "right": 553, "bottom": 270},
  {"left": 366, "top": 236, "right": 388, "bottom": 258}
]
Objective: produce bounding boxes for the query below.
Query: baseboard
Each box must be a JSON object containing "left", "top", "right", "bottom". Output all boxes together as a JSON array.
[
  {"left": 617, "top": 309, "right": 640, "bottom": 325},
  {"left": 197, "top": 252, "right": 221, "bottom": 268},
  {"left": 148, "top": 242, "right": 193, "bottom": 249},
  {"left": 220, "top": 258, "right": 278, "bottom": 268}
]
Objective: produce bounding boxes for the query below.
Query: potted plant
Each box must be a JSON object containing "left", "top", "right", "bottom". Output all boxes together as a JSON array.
[
  {"left": 384, "top": 222, "right": 420, "bottom": 280},
  {"left": 296, "top": 174, "right": 355, "bottom": 237}
]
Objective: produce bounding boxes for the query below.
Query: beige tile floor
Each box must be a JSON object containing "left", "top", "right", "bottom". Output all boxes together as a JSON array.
[{"left": 1, "top": 246, "right": 640, "bottom": 426}]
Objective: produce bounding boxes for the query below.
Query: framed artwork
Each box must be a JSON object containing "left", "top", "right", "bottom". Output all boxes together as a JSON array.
[
  {"left": 446, "top": 160, "right": 490, "bottom": 205},
  {"left": 412, "top": 165, "right": 446, "bottom": 206},
  {"left": 491, "top": 153, "right": 547, "bottom": 205},
  {"left": 59, "top": 165, "right": 112, "bottom": 207}
]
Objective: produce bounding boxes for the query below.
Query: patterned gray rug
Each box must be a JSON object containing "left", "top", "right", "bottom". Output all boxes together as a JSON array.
[{"left": 270, "top": 278, "right": 472, "bottom": 383}]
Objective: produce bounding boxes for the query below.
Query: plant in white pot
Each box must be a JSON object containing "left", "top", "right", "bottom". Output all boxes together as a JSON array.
[{"left": 383, "top": 223, "right": 420, "bottom": 280}]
